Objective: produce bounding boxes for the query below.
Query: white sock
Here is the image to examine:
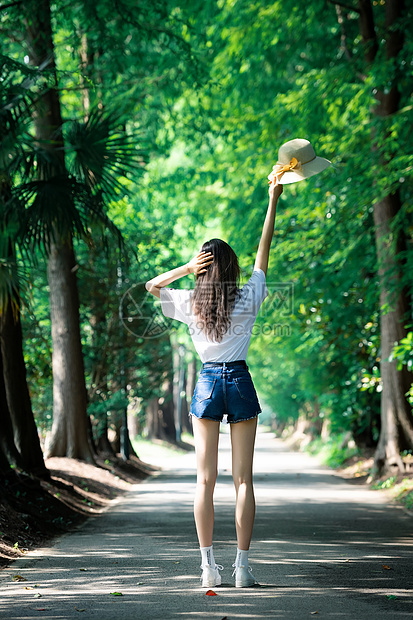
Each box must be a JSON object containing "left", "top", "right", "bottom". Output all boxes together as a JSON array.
[
  {"left": 200, "top": 545, "right": 216, "bottom": 567},
  {"left": 235, "top": 548, "right": 249, "bottom": 568}
]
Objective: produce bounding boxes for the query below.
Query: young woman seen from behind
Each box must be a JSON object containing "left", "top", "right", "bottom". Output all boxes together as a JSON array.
[{"left": 146, "top": 179, "right": 283, "bottom": 587}]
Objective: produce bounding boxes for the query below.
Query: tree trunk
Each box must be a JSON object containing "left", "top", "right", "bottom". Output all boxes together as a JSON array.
[
  {"left": 127, "top": 398, "right": 142, "bottom": 439},
  {"left": 0, "top": 300, "right": 48, "bottom": 475},
  {"left": 88, "top": 282, "right": 111, "bottom": 456},
  {"left": 146, "top": 377, "right": 177, "bottom": 443},
  {"left": 0, "top": 347, "right": 25, "bottom": 470},
  {"left": 109, "top": 416, "right": 122, "bottom": 454},
  {"left": 372, "top": 193, "right": 413, "bottom": 472},
  {"left": 356, "top": 0, "right": 412, "bottom": 474},
  {"left": 159, "top": 378, "right": 177, "bottom": 442},
  {"left": 146, "top": 398, "right": 160, "bottom": 439},
  {"left": 186, "top": 357, "right": 198, "bottom": 402},
  {"left": 45, "top": 239, "right": 94, "bottom": 460},
  {"left": 0, "top": 442, "right": 12, "bottom": 477},
  {"left": 0, "top": 178, "right": 44, "bottom": 474},
  {"left": 172, "top": 344, "right": 185, "bottom": 441},
  {"left": 96, "top": 415, "right": 117, "bottom": 456},
  {"left": 180, "top": 374, "right": 191, "bottom": 435},
  {"left": 24, "top": 0, "right": 94, "bottom": 461}
]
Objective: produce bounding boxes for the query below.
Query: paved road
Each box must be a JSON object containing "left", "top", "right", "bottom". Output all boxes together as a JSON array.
[{"left": 1, "top": 430, "right": 412, "bottom": 619}]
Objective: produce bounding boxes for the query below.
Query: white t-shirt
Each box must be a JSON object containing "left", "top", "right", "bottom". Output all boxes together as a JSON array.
[{"left": 160, "top": 269, "right": 268, "bottom": 363}]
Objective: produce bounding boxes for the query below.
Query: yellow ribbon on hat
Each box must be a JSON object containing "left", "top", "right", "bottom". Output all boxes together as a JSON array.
[{"left": 274, "top": 157, "right": 299, "bottom": 177}]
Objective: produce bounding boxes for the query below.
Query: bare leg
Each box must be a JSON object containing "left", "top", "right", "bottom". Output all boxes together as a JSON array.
[
  {"left": 230, "top": 417, "right": 258, "bottom": 550},
  {"left": 192, "top": 417, "right": 220, "bottom": 548}
]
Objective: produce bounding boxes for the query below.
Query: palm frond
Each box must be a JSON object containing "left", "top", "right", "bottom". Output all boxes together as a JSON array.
[
  {"left": 84, "top": 189, "right": 124, "bottom": 251},
  {"left": 0, "top": 257, "right": 20, "bottom": 314},
  {"left": 0, "top": 55, "right": 34, "bottom": 126},
  {"left": 2, "top": 60, "right": 131, "bottom": 257},
  {"left": 0, "top": 57, "right": 35, "bottom": 173},
  {"left": 0, "top": 54, "right": 53, "bottom": 178},
  {"left": 16, "top": 133, "right": 66, "bottom": 182},
  {"left": 17, "top": 176, "right": 89, "bottom": 251},
  {"left": 15, "top": 176, "right": 124, "bottom": 253},
  {"left": 0, "top": 227, "right": 29, "bottom": 315},
  {"left": 65, "top": 108, "right": 149, "bottom": 198},
  {"left": 0, "top": 54, "right": 50, "bottom": 133}
]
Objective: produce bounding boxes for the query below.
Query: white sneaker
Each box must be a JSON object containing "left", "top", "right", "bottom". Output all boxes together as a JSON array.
[
  {"left": 200, "top": 564, "right": 223, "bottom": 587},
  {"left": 232, "top": 564, "right": 258, "bottom": 587}
]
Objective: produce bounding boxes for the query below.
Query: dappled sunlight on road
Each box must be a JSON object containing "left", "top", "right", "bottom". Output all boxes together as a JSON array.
[{"left": 1, "top": 430, "right": 412, "bottom": 619}]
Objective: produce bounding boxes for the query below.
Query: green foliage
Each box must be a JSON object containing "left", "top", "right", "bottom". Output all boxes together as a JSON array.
[
  {"left": 395, "top": 479, "right": 413, "bottom": 510},
  {"left": 87, "top": 390, "right": 129, "bottom": 435},
  {"left": 371, "top": 475, "right": 413, "bottom": 510},
  {"left": 1, "top": 0, "right": 212, "bottom": 439},
  {"left": 390, "top": 331, "right": 413, "bottom": 411},
  {"left": 371, "top": 476, "right": 397, "bottom": 490},
  {"left": 65, "top": 109, "right": 148, "bottom": 197},
  {"left": 2, "top": 0, "right": 413, "bottom": 454},
  {"left": 158, "top": 0, "right": 413, "bottom": 449},
  {"left": 20, "top": 260, "right": 53, "bottom": 435},
  {"left": 0, "top": 55, "right": 44, "bottom": 314},
  {"left": 391, "top": 332, "right": 413, "bottom": 373},
  {"left": 306, "top": 434, "right": 360, "bottom": 469}
]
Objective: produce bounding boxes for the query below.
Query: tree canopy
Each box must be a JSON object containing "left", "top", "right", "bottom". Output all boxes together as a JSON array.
[{"left": 0, "top": 0, "right": 412, "bottom": 476}]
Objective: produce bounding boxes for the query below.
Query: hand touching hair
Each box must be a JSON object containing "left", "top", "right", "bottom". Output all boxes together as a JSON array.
[{"left": 186, "top": 251, "right": 214, "bottom": 276}]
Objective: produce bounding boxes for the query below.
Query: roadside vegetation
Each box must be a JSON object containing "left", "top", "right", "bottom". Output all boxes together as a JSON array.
[{"left": 282, "top": 425, "right": 413, "bottom": 513}]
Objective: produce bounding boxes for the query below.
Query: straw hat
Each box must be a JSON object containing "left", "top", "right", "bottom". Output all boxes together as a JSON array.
[{"left": 268, "top": 138, "right": 331, "bottom": 185}]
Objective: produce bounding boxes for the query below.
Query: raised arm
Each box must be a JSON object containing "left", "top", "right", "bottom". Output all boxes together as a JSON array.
[
  {"left": 254, "top": 180, "right": 283, "bottom": 276},
  {"left": 145, "top": 251, "right": 213, "bottom": 298}
]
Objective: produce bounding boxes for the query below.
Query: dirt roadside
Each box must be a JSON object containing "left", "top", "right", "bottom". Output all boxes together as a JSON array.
[{"left": 0, "top": 455, "right": 155, "bottom": 568}]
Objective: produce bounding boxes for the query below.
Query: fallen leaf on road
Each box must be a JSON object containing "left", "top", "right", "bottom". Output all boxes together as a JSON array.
[
  {"left": 386, "top": 595, "right": 397, "bottom": 600},
  {"left": 75, "top": 607, "right": 86, "bottom": 612},
  {"left": 35, "top": 609, "right": 46, "bottom": 612},
  {"left": 79, "top": 568, "right": 88, "bottom": 571},
  {"left": 205, "top": 590, "right": 217, "bottom": 596},
  {"left": 12, "top": 574, "right": 27, "bottom": 582},
  {"left": 110, "top": 592, "right": 123, "bottom": 596},
  {"left": 382, "top": 565, "right": 391, "bottom": 570},
  {"left": 24, "top": 586, "right": 34, "bottom": 590}
]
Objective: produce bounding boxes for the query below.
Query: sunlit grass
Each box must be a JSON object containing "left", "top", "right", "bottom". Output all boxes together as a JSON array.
[
  {"left": 305, "top": 434, "right": 360, "bottom": 468},
  {"left": 371, "top": 476, "right": 397, "bottom": 490},
  {"left": 372, "top": 475, "right": 413, "bottom": 511},
  {"left": 395, "top": 479, "right": 413, "bottom": 510},
  {"left": 131, "top": 433, "right": 194, "bottom": 466},
  {"left": 132, "top": 425, "right": 272, "bottom": 467}
]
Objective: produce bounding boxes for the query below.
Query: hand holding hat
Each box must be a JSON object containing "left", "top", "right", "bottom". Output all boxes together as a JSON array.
[{"left": 268, "top": 138, "right": 331, "bottom": 185}]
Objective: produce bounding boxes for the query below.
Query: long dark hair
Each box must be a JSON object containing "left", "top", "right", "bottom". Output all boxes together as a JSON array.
[{"left": 191, "top": 239, "right": 240, "bottom": 342}]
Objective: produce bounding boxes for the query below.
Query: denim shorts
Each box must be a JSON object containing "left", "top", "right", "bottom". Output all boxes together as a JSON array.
[{"left": 190, "top": 361, "right": 261, "bottom": 424}]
